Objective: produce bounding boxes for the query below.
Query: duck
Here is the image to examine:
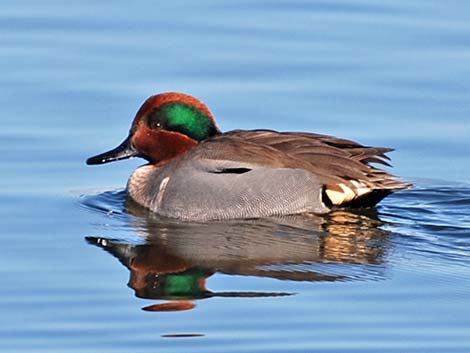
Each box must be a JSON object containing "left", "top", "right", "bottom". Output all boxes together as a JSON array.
[{"left": 86, "top": 92, "right": 410, "bottom": 221}]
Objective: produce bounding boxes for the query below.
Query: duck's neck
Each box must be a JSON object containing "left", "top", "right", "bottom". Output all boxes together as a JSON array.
[{"left": 127, "top": 165, "right": 169, "bottom": 211}]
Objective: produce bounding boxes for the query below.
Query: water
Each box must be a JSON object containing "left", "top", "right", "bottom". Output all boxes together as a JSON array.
[{"left": 1, "top": 0, "right": 470, "bottom": 352}]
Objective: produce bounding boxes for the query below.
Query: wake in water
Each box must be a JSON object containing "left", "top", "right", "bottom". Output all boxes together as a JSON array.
[{"left": 379, "top": 180, "right": 470, "bottom": 265}]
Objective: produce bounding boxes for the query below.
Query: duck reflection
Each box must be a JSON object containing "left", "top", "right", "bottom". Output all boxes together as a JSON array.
[{"left": 86, "top": 202, "right": 390, "bottom": 311}]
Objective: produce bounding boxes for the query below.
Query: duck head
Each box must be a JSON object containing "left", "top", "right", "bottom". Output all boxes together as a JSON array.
[{"left": 86, "top": 92, "right": 220, "bottom": 166}]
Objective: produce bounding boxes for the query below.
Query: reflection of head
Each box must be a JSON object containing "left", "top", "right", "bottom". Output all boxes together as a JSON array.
[
  {"left": 87, "top": 237, "right": 292, "bottom": 302},
  {"left": 131, "top": 268, "right": 211, "bottom": 300}
]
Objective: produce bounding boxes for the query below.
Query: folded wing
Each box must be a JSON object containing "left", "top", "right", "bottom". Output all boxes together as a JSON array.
[{"left": 195, "top": 129, "right": 410, "bottom": 207}]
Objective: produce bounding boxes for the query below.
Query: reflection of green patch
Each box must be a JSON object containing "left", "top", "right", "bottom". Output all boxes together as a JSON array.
[{"left": 159, "top": 268, "right": 210, "bottom": 299}]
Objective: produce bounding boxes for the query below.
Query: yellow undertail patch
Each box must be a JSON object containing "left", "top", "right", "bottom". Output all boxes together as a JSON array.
[{"left": 325, "top": 181, "right": 371, "bottom": 206}]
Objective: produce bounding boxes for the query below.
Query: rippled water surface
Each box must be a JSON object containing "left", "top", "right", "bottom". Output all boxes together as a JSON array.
[{"left": 1, "top": 1, "right": 470, "bottom": 352}]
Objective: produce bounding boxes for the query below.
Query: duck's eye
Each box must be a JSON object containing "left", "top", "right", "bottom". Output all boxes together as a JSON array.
[
  {"left": 147, "top": 116, "right": 162, "bottom": 129},
  {"left": 147, "top": 108, "right": 167, "bottom": 130},
  {"left": 146, "top": 107, "right": 172, "bottom": 130},
  {"left": 149, "top": 120, "right": 162, "bottom": 129}
]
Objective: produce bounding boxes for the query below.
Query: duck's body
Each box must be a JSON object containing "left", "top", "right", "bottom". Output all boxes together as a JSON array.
[{"left": 87, "top": 92, "right": 410, "bottom": 221}]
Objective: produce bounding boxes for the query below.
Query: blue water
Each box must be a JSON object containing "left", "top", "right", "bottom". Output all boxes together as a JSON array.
[{"left": 1, "top": 1, "right": 470, "bottom": 352}]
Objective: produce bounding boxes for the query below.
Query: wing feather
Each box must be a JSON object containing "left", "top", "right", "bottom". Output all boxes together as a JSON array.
[{"left": 191, "top": 129, "right": 410, "bottom": 207}]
